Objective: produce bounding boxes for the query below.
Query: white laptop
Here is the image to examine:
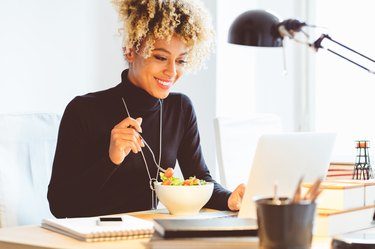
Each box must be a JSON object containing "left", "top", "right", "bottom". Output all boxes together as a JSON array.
[{"left": 237, "top": 132, "right": 336, "bottom": 219}]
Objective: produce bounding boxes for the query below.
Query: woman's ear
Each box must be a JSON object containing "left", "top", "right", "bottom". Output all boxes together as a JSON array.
[{"left": 123, "top": 47, "right": 135, "bottom": 63}]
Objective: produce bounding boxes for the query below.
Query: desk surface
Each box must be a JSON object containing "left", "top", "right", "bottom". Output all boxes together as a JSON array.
[{"left": 0, "top": 209, "right": 372, "bottom": 249}]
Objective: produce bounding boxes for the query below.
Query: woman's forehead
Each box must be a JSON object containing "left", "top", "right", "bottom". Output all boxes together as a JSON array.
[{"left": 151, "top": 36, "right": 189, "bottom": 55}]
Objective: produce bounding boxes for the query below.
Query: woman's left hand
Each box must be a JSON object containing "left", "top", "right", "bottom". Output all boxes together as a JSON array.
[{"left": 227, "top": 183, "right": 246, "bottom": 211}]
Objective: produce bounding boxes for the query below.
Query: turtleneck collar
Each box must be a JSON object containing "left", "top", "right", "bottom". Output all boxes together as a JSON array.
[{"left": 120, "top": 69, "right": 161, "bottom": 113}]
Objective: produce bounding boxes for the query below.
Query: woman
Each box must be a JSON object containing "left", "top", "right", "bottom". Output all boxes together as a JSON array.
[{"left": 48, "top": 0, "right": 244, "bottom": 218}]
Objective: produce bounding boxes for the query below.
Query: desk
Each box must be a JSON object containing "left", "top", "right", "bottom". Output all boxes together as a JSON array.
[{"left": 0, "top": 209, "right": 372, "bottom": 249}]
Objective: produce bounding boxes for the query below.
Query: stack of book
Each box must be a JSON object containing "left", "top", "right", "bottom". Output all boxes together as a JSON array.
[
  {"left": 303, "top": 179, "right": 375, "bottom": 237},
  {"left": 326, "top": 162, "right": 355, "bottom": 180}
]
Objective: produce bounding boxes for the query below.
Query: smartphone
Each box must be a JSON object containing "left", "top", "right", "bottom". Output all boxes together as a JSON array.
[{"left": 96, "top": 217, "right": 123, "bottom": 226}]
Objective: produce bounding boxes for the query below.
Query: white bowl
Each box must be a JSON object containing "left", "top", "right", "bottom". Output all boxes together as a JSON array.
[{"left": 154, "top": 182, "right": 214, "bottom": 215}]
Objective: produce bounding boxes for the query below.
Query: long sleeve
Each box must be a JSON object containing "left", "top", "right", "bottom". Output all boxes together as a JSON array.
[{"left": 48, "top": 97, "right": 120, "bottom": 218}]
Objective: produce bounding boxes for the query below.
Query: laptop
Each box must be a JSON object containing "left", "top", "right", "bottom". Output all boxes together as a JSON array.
[
  {"left": 238, "top": 132, "right": 336, "bottom": 219},
  {"left": 202, "top": 132, "right": 336, "bottom": 220}
]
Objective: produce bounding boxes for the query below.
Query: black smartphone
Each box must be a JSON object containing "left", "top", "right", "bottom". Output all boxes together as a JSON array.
[{"left": 96, "top": 217, "right": 123, "bottom": 226}]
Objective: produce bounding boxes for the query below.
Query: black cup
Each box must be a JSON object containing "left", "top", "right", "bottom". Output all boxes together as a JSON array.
[{"left": 256, "top": 197, "right": 316, "bottom": 249}]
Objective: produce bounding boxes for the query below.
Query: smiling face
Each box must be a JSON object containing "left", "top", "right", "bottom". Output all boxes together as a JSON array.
[{"left": 125, "top": 36, "right": 189, "bottom": 99}]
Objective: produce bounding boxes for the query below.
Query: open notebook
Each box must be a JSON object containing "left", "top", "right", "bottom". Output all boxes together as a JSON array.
[{"left": 41, "top": 215, "right": 154, "bottom": 242}]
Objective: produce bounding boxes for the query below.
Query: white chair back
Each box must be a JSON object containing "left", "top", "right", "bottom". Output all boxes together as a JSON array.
[
  {"left": 0, "top": 113, "right": 61, "bottom": 227},
  {"left": 214, "top": 114, "right": 282, "bottom": 191}
]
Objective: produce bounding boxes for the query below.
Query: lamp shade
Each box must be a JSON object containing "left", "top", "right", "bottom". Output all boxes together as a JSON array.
[{"left": 228, "top": 10, "right": 283, "bottom": 47}]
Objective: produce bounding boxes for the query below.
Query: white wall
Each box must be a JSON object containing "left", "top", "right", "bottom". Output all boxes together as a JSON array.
[{"left": 0, "top": 0, "right": 124, "bottom": 115}]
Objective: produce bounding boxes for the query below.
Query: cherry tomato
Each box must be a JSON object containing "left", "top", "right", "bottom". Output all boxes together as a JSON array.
[
  {"left": 164, "top": 167, "right": 174, "bottom": 178},
  {"left": 161, "top": 179, "right": 172, "bottom": 185},
  {"left": 183, "top": 179, "right": 192, "bottom": 186}
]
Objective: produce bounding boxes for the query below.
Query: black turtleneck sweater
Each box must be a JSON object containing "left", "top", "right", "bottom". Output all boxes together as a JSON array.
[{"left": 48, "top": 70, "right": 231, "bottom": 218}]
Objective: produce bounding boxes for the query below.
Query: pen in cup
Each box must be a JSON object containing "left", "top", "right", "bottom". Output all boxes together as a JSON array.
[
  {"left": 303, "top": 177, "right": 323, "bottom": 201},
  {"left": 272, "top": 182, "right": 282, "bottom": 205},
  {"left": 291, "top": 176, "right": 323, "bottom": 203},
  {"left": 291, "top": 176, "right": 304, "bottom": 203}
]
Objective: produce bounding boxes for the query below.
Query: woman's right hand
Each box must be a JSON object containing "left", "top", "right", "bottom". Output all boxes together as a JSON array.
[{"left": 109, "top": 117, "right": 144, "bottom": 165}]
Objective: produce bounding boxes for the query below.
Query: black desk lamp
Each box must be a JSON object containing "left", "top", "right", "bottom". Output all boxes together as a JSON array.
[{"left": 228, "top": 9, "right": 375, "bottom": 74}]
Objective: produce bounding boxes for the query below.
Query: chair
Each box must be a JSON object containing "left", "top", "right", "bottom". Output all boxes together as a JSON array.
[
  {"left": 0, "top": 113, "right": 61, "bottom": 227},
  {"left": 214, "top": 114, "right": 282, "bottom": 191}
]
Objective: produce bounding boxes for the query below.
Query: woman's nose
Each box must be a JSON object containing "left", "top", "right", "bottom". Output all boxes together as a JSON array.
[{"left": 164, "top": 61, "right": 177, "bottom": 78}]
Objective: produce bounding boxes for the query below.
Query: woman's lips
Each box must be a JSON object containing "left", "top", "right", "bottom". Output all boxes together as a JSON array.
[{"left": 155, "top": 77, "right": 174, "bottom": 89}]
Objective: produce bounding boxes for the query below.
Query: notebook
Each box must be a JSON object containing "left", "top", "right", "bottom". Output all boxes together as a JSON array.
[
  {"left": 238, "top": 132, "right": 336, "bottom": 219},
  {"left": 41, "top": 215, "right": 154, "bottom": 242}
]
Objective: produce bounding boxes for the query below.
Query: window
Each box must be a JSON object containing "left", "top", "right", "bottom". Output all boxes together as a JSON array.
[{"left": 313, "top": 0, "right": 375, "bottom": 161}]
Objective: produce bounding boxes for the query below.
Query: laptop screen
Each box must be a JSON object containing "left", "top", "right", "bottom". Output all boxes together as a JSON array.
[{"left": 238, "top": 132, "right": 336, "bottom": 218}]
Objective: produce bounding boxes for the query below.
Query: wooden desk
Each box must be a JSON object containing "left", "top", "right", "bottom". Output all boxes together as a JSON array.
[
  {"left": 0, "top": 209, "right": 167, "bottom": 249},
  {"left": 0, "top": 209, "right": 370, "bottom": 249},
  {"left": 0, "top": 225, "right": 149, "bottom": 249}
]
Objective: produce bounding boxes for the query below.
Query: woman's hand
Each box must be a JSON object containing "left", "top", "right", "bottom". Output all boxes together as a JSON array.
[
  {"left": 109, "top": 117, "right": 144, "bottom": 165},
  {"left": 227, "top": 183, "right": 246, "bottom": 211}
]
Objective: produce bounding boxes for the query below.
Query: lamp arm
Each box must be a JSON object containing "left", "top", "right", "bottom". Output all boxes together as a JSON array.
[{"left": 311, "top": 34, "right": 375, "bottom": 74}]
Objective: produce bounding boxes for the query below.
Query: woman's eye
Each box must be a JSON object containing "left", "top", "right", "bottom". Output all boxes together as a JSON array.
[
  {"left": 154, "top": 55, "right": 167, "bottom": 61},
  {"left": 153, "top": 54, "right": 187, "bottom": 66},
  {"left": 177, "top": 59, "right": 187, "bottom": 65}
]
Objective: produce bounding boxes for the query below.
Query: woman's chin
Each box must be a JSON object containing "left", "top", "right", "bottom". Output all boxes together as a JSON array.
[{"left": 153, "top": 91, "right": 171, "bottom": 99}]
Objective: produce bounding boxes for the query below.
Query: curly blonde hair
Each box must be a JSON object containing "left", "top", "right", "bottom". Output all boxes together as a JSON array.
[{"left": 111, "top": 0, "right": 214, "bottom": 71}]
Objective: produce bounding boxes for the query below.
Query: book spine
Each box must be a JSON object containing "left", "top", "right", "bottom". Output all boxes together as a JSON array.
[{"left": 314, "top": 206, "right": 375, "bottom": 237}]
